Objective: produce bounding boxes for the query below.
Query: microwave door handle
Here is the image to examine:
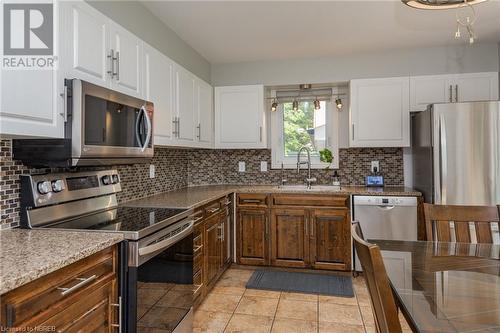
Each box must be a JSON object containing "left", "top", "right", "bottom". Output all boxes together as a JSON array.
[
  {"left": 142, "top": 106, "right": 152, "bottom": 152},
  {"left": 135, "top": 108, "right": 143, "bottom": 148}
]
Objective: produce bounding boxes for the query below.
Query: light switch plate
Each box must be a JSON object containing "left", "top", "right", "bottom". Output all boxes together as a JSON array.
[
  {"left": 371, "top": 161, "right": 379, "bottom": 173},
  {"left": 260, "top": 161, "right": 268, "bottom": 172},
  {"left": 149, "top": 164, "right": 155, "bottom": 178},
  {"left": 238, "top": 161, "right": 246, "bottom": 172}
]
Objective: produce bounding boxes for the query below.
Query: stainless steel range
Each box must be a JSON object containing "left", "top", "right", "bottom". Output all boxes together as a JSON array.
[{"left": 20, "top": 170, "right": 196, "bottom": 333}]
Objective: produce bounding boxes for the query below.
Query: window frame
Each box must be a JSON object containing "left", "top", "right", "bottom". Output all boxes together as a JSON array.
[{"left": 270, "top": 99, "right": 340, "bottom": 169}]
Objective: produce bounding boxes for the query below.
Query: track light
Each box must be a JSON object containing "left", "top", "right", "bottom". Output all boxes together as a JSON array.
[
  {"left": 335, "top": 98, "right": 343, "bottom": 110},
  {"left": 292, "top": 100, "right": 299, "bottom": 111},
  {"left": 314, "top": 98, "right": 321, "bottom": 110},
  {"left": 271, "top": 100, "right": 278, "bottom": 112}
]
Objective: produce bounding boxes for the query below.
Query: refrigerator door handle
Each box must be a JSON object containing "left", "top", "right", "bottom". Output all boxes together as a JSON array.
[{"left": 439, "top": 114, "right": 448, "bottom": 204}]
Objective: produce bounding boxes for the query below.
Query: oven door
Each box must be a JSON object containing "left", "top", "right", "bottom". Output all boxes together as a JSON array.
[
  {"left": 127, "top": 218, "right": 195, "bottom": 333},
  {"left": 70, "top": 79, "right": 154, "bottom": 161}
]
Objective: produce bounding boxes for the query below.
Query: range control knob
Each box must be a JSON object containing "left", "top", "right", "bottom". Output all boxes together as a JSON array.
[
  {"left": 37, "top": 181, "right": 52, "bottom": 195},
  {"left": 101, "top": 175, "right": 111, "bottom": 185},
  {"left": 111, "top": 174, "right": 119, "bottom": 184},
  {"left": 51, "top": 179, "right": 65, "bottom": 192}
]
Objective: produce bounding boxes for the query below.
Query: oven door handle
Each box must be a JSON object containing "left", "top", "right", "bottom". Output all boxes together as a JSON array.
[{"left": 138, "top": 219, "right": 195, "bottom": 256}]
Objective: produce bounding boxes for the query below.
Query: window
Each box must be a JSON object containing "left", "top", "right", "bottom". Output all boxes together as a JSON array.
[{"left": 271, "top": 99, "right": 339, "bottom": 169}]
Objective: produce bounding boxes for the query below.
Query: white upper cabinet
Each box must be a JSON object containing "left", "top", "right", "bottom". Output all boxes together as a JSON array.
[
  {"left": 215, "top": 85, "right": 266, "bottom": 149},
  {"left": 63, "top": 2, "right": 109, "bottom": 87},
  {"left": 410, "top": 72, "right": 499, "bottom": 111},
  {"left": 143, "top": 44, "right": 174, "bottom": 146},
  {"left": 196, "top": 80, "right": 213, "bottom": 148},
  {"left": 174, "top": 65, "right": 196, "bottom": 144},
  {"left": 109, "top": 22, "right": 142, "bottom": 98},
  {"left": 452, "top": 72, "right": 498, "bottom": 102},
  {"left": 410, "top": 75, "right": 449, "bottom": 111},
  {"left": 350, "top": 77, "right": 410, "bottom": 147}
]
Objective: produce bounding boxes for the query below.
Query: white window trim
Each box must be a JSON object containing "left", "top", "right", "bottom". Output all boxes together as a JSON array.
[{"left": 270, "top": 100, "right": 340, "bottom": 170}]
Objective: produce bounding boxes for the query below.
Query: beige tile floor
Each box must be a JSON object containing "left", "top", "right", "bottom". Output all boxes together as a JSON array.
[{"left": 194, "top": 267, "right": 413, "bottom": 333}]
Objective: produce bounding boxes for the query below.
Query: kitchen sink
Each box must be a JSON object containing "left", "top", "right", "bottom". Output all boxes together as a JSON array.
[{"left": 278, "top": 185, "right": 343, "bottom": 191}]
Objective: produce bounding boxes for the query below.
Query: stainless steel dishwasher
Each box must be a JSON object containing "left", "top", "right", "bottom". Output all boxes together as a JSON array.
[{"left": 353, "top": 195, "right": 418, "bottom": 272}]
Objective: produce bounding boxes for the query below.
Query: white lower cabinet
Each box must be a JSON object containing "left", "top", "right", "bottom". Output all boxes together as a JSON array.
[
  {"left": 350, "top": 77, "right": 410, "bottom": 147},
  {"left": 215, "top": 85, "right": 266, "bottom": 149},
  {"left": 144, "top": 44, "right": 174, "bottom": 146}
]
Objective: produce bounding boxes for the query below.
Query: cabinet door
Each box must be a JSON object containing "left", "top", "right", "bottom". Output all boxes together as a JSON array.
[
  {"left": 237, "top": 208, "right": 268, "bottom": 266},
  {"left": 410, "top": 75, "right": 450, "bottom": 111},
  {"left": 215, "top": 85, "right": 265, "bottom": 148},
  {"left": 221, "top": 208, "right": 232, "bottom": 266},
  {"left": 196, "top": 79, "right": 213, "bottom": 148},
  {"left": 205, "top": 216, "right": 221, "bottom": 286},
  {"left": 270, "top": 209, "right": 309, "bottom": 268},
  {"left": 350, "top": 77, "right": 410, "bottom": 147},
  {"left": 144, "top": 44, "right": 174, "bottom": 146},
  {"left": 452, "top": 72, "right": 499, "bottom": 102},
  {"left": 310, "top": 209, "right": 351, "bottom": 271},
  {"left": 175, "top": 65, "right": 196, "bottom": 144},
  {"left": 109, "top": 21, "right": 142, "bottom": 98},
  {"left": 63, "top": 1, "right": 109, "bottom": 88}
]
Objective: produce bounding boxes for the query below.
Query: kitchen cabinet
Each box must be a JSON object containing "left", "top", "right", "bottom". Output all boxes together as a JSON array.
[
  {"left": 236, "top": 208, "right": 269, "bottom": 266},
  {"left": 350, "top": 77, "right": 410, "bottom": 147},
  {"left": 143, "top": 44, "right": 175, "bottom": 145},
  {"left": 270, "top": 209, "right": 309, "bottom": 268},
  {"left": 205, "top": 214, "right": 222, "bottom": 287},
  {"left": 410, "top": 72, "right": 499, "bottom": 111},
  {"left": 109, "top": 21, "right": 142, "bottom": 98},
  {"left": 61, "top": 1, "right": 143, "bottom": 98},
  {"left": 221, "top": 201, "right": 232, "bottom": 266},
  {"left": 215, "top": 85, "right": 266, "bottom": 149},
  {"left": 196, "top": 80, "right": 214, "bottom": 148},
  {"left": 174, "top": 65, "right": 196, "bottom": 144},
  {"left": 0, "top": 246, "right": 119, "bottom": 331},
  {"left": 309, "top": 208, "right": 351, "bottom": 271}
]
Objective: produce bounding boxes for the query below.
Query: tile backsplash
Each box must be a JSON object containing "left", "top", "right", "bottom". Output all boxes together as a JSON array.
[{"left": 0, "top": 138, "right": 403, "bottom": 227}]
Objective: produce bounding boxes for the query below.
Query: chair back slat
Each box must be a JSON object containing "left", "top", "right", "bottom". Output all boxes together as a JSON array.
[
  {"left": 351, "top": 225, "right": 403, "bottom": 333},
  {"left": 424, "top": 204, "right": 500, "bottom": 244}
]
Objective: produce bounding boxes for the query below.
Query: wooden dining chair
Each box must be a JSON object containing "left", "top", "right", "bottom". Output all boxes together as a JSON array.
[
  {"left": 351, "top": 225, "right": 403, "bottom": 333},
  {"left": 423, "top": 203, "right": 500, "bottom": 244}
]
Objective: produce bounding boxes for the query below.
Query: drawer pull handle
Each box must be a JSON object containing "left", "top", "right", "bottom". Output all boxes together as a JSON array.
[
  {"left": 193, "top": 245, "right": 203, "bottom": 252},
  {"left": 241, "top": 199, "right": 261, "bottom": 203},
  {"left": 193, "top": 283, "right": 203, "bottom": 295},
  {"left": 111, "top": 296, "right": 122, "bottom": 333},
  {"left": 207, "top": 207, "right": 220, "bottom": 213},
  {"left": 57, "top": 275, "right": 97, "bottom": 296}
]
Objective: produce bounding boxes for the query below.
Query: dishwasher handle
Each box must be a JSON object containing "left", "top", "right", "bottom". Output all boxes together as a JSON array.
[{"left": 376, "top": 205, "right": 396, "bottom": 210}]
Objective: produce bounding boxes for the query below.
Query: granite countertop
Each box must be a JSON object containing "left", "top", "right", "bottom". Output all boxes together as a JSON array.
[
  {"left": 124, "top": 184, "right": 421, "bottom": 209},
  {"left": 0, "top": 229, "right": 123, "bottom": 294}
]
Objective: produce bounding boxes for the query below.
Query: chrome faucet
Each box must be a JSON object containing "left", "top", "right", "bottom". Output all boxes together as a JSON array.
[{"left": 297, "top": 147, "right": 317, "bottom": 189}]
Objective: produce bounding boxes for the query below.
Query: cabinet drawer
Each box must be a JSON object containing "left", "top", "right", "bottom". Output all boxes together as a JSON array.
[
  {"left": 237, "top": 194, "right": 268, "bottom": 207},
  {"left": 272, "top": 194, "right": 349, "bottom": 207},
  {"left": 1, "top": 246, "right": 116, "bottom": 328},
  {"left": 205, "top": 201, "right": 222, "bottom": 217},
  {"left": 191, "top": 209, "right": 205, "bottom": 226}
]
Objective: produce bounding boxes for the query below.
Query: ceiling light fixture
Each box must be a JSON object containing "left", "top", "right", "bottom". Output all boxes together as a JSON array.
[
  {"left": 402, "top": 0, "right": 484, "bottom": 44},
  {"left": 313, "top": 98, "right": 321, "bottom": 110},
  {"left": 292, "top": 100, "right": 299, "bottom": 111},
  {"left": 271, "top": 99, "right": 278, "bottom": 112},
  {"left": 335, "top": 98, "right": 343, "bottom": 110}
]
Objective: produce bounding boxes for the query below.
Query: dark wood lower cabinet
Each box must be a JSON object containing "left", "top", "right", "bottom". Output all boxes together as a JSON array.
[
  {"left": 270, "top": 208, "right": 309, "bottom": 268},
  {"left": 237, "top": 208, "right": 269, "bottom": 266},
  {"left": 205, "top": 214, "right": 222, "bottom": 287}
]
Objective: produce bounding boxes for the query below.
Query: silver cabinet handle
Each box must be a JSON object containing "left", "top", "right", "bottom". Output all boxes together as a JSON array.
[
  {"left": 111, "top": 296, "right": 122, "bottom": 333},
  {"left": 193, "top": 283, "right": 203, "bottom": 295},
  {"left": 115, "top": 51, "right": 120, "bottom": 81},
  {"left": 172, "top": 117, "right": 178, "bottom": 137},
  {"left": 107, "top": 49, "right": 115, "bottom": 78},
  {"left": 177, "top": 117, "right": 180, "bottom": 138},
  {"left": 455, "top": 84, "right": 458, "bottom": 102},
  {"left": 352, "top": 123, "right": 355, "bottom": 141},
  {"left": 193, "top": 245, "right": 203, "bottom": 252},
  {"left": 57, "top": 275, "right": 97, "bottom": 296},
  {"left": 207, "top": 207, "right": 220, "bottom": 213},
  {"left": 197, "top": 124, "right": 201, "bottom": 140},
  {"left": 449, "top": 85, "right": 453, "bottom": 102},
  {"left": 259, "top": 126, "right": 263, "bottom": 142},
  {"left": 59, "top": 85, "right": 68, "bottom": 122}
]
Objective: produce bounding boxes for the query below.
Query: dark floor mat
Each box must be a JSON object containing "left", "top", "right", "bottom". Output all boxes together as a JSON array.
[{"left": 246, "top": 270, "right": 354, "bottom": 297}]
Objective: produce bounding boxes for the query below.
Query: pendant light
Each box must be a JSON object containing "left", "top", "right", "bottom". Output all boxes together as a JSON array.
[
  {"left": 292, "top": 100, "right": 299, "bottom": 111},
  {"left": 313, "top": 98, "right": 321, "bottom": 110},
  {"left": 335, "top": 98, "right": 343, "bottom": 110},
  {"left": 271, "top": 99, "right": 278, "bottom": 112}
]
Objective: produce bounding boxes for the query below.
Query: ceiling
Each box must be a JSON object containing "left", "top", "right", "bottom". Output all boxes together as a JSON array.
[{"left": 142, "top": 1, "right": 500, "bottom": 64}]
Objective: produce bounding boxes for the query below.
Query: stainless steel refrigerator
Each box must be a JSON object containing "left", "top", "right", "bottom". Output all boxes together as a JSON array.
[{"left": 412, "top": 101, "right": 500, "bottom": 205}]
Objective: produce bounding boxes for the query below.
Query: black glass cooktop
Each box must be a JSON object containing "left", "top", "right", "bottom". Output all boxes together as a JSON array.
[{"left": 45, "top": 206, "right": 188, "bottom": 234}]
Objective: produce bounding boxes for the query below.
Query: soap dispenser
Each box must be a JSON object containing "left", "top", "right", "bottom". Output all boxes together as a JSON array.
[{"left": 332, "top": 170, "right": 341, "bottom": 188}]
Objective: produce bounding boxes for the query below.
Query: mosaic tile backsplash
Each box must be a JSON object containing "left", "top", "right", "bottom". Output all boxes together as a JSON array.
[{"left": 1, "top": 138, "right": 403, "bottom": 227}]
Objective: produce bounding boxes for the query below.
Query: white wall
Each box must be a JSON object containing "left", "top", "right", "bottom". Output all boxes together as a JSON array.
[
  {"left": 87, "top": 1, "right": 211, "bottom": 83},
  {"left": 212, "top": 43, "right": 499, "bottom": 86}
]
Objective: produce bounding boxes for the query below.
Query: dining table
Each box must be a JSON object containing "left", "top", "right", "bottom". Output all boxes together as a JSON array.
[{"left": 369, "top": 239, "right": 500, "bottom": 333}]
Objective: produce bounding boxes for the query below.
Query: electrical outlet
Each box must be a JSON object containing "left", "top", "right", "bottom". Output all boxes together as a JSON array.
[
  {"left": 238, "top": 161, "right": 246, "bottom": 172},
  {"left": 260, "top": 161, "right": 268, "bottom": 172},
  {"left": 371, "top": 161, "right": 379, "bottom": 173},
  {"left": 149, "top": 164, "right": 155, "bottom": 178}
]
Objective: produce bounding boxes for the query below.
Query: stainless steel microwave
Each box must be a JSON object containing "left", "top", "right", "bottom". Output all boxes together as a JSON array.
[{"left": 13, "top": 79, "right": 154, "bottom": 167}]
